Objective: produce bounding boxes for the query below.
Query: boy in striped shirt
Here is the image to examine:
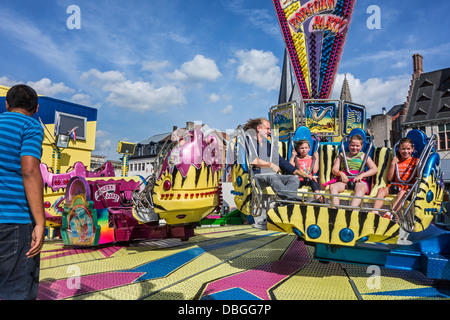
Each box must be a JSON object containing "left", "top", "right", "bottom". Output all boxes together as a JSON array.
[{"left": 0, "top": 85, "right": 44, "bottom": 300}]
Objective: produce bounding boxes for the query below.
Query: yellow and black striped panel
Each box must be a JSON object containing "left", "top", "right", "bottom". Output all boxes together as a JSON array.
[
  {"left": 319, "top": 144, "right": 339, "bottom": 189},
  {"left": 231, "top": 164, "right": 253, "bottom": 215},
  {"left": 369, "top": 147, "right": 393, "bottom": 197},
  {"left": 278, "top": 140, "right": 289, "bottom": 162},
  {"left": 152, "top": 163, "right": 222, "bottom": 225},
  {"left": 413, "top": 171, "right": 444, "bottom": 232},
  {"left": 267, "top": 205, "right": 399, "bottom": 246}
]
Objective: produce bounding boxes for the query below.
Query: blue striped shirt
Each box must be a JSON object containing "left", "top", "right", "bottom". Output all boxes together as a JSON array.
[{"left": 0, "top": 112, "right": 44, "bottom": 224}]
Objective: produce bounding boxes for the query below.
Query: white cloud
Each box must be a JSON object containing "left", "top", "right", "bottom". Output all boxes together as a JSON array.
[
  {"left": 0, "top": 77, "right": 76, "bottom": 98},
  {"left": 96, "top": 130, "right": 109, "bottom": 139},
  {"left": 80, "top": 69, "right": 186, "bottom": 112},
  {"left": 208, "top": 93, "right": 221, "bottom": 103},
  {"left": 164, "top": 32, "right": 192, "bottom": 45},
  {"left": 167, "top": 55, "right": 222, "bottom": 82},
  {"left": 166, "top": 69, "right": 188, "bottom": 81},
  {"left": 235, "top": 49, "right": 281, "bottom": 91},
  {"left": 99, "top": 139, "right": 112, "bottom": 150},
  {"left": 0, "top": 76, "right": 19, "bottom": 87},
  {"left": 80, "top": 69, "right": 126, "bottom": 85},
  {"left": 70, "top": 93, "right": 93, "bottom": 106},
  {"left": 141, "top": 60, "right": 171, "bottom": 72},
  {"left": 104, "top": 80, "right": 186, "bottom": 112},
  {"left": 27, "top": 78, "right": 75, "bottom": 97},
  {"left": 221, "top": 105, "right": 234, "bottom": 114},
  {"left": 332, "top": 73, "right": 411, "bottom": 116}
]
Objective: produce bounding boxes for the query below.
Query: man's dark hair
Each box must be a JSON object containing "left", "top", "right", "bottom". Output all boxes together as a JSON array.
[
  {"left": 6, "top": 84, "right": 38, "bottom": 113},
  {"left": 243, "top": 117, "right": 268, "bottom": 132}
]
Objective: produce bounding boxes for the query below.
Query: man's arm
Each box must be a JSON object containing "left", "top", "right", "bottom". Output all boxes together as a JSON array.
[
  {"left": 251, "top": 158, "right": 280, "bottom": 172},
  {"left": 278, "top": 155, "right": 297, "bottom": 175},
  {"left": 21, "top": 155, "right": 45, "bottom": 258}
]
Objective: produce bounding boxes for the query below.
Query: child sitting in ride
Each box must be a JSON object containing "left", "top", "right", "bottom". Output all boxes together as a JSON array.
[
  {"left": 371, "top": 137, "right": 419, "bottom": 219},
  {"left": 289, "top": 139, "right": 322, "bottom": 202},
  {"left": 324, "top": 134, "right": 378, "bottom": 207}
]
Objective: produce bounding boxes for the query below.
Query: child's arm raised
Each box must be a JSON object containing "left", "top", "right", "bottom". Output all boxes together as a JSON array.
[{"left": 387, "top": 156, "right": 399, "bottom": 181}]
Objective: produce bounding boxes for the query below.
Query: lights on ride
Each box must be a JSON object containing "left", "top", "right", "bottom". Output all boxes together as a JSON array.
[
  {"left": 307, "top": 225, "right": 322, "bottom": 239},
  {"left": 236, "top": 176, "right": 242, "bottom": 187},
  {"left": 339, "top": 228, "right": 355, "bottom": 243},
  {"left": 163, "top": 180, "right": 172, "bottom": 191},
  {"left": 305, "top": 225, "right": 356, "bottom": 243},
  {"left": 426, "top": 190, "right": 434, "bottom": 203},
  {"left": 159, "top": 189, "right": 219, "bottom": 200}
]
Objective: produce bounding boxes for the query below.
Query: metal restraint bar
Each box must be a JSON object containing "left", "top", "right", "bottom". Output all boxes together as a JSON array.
[
  {"left": 131, "top": 138, "right": 174, "bottom": 212},
  {"left": 340, "top": 132, "right": 374, "bottom": 179},
  {"left": 394, "top": 134, "right": 437, "bottom": 232}
]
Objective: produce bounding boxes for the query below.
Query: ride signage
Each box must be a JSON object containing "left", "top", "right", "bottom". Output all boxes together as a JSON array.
[{"left": 273, "top": 0, "right": 357, "bottom": 100}]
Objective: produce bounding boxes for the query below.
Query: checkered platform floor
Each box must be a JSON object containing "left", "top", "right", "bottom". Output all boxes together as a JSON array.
[{"left": 37, "top": 225, "right": 450, "bottom": 300}]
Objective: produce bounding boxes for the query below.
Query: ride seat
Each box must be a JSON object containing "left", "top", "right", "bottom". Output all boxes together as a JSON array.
[
  {"left": 319, "top": 129, "right": 374, "bottom": 208},
  {"left": 368, "top": 146, "right": 393, "bottom": 198},
  {"left": 368, "top": 129, "right": 428, "bottom": 211},
  {"left": 260, "top": 127, "right": 320, "bottom": 199}
]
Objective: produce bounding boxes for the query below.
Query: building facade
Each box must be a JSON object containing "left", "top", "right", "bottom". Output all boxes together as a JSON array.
[{"left": 402, "top": 55, "right": 450, "bottom": 160}]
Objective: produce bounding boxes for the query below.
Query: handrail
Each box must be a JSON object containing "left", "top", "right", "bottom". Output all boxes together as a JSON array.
[{"left": 276, "top": 190, "right": 394, "bottom": 214}]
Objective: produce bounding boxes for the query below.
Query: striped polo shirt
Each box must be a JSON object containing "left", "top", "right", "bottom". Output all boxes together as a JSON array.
[{"left": 0, "top": 111, "right": 44, "bottom": 224}]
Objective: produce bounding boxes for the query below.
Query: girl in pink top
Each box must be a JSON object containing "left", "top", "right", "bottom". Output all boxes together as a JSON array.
[{"left": 290, "top": 139, "right": 322, "bottom": 202}]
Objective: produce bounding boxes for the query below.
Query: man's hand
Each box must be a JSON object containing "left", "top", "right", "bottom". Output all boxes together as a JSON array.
[
  {"left": 270, "top": 163, "right": 280, "bottom": 173},
  {"left": 27, "top": 224, "right": 45, "bottom": 258}
]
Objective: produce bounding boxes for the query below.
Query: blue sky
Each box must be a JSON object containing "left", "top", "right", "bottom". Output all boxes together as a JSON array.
[{"left": 0, "top": 0, "right": 449, "bottom": 159}]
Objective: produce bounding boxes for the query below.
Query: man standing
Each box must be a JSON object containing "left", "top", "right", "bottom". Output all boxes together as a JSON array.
[
  {"left": 244, "top": 118, "right": 301, "bottom": 229},
  {"left": 0, "top": 85, "right": 45, "bottom": 300}
]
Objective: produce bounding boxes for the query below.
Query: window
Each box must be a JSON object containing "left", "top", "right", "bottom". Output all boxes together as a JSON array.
[
  {"left": 142, "top": 163, "right": 145, "bottom": 171},
  {"left": 438, "top": 124, "right": 450, "bottom": 150}
]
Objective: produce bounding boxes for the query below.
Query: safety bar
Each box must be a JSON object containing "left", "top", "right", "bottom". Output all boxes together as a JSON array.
[
  {"left": 392, "top": 134, "right": 437, "bottom": 232},
  {"left": 289, "top": 132, "right": 319, "bottom": 176},
  {"left": 340, "top": 134, "right": 374, "bottom": 178},
  {"left": 131, "top": 138, "right": 174, "bottom": 211},
  {"left": 230, "top": 126, "right": 268, "bottom": 217},
  {"left": 276, "top": 190, "right": 394, "bottom": 215}
]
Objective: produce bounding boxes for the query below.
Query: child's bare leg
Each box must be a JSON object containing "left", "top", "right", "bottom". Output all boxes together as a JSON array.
[
  {"left": 350, "top": 182, "right": 367, "bottom": 207},
  {"left": 373, "top": 187, "right": 389, "bottom": 210},
  {"left": 329, "top": 182, "right": 346, "bottom": 206},
  {"left": 392, "top": 190, "right": 407, "bottom": 212}
]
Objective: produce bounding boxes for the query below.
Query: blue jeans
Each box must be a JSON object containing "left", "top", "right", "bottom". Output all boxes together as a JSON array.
[{"left": 0, "top": 223, "right": 40, "bottom": 300}]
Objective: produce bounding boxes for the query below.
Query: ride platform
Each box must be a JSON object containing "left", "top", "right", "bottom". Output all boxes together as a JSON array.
[{"left": 37, "top": 225, "right": 450, "bottom": 301}]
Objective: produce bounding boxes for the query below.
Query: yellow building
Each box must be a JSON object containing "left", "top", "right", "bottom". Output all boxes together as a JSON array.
[
  {"left": 1, "top": 85, "right": 98, "bottom": 224},
  {"left": 1, "top": 85, "right": 97, "bottom": 172}
]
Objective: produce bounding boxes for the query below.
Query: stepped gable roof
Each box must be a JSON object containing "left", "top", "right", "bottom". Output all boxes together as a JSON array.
[{"left": 403, "top": 67, "right": 450, "bottom": 126}]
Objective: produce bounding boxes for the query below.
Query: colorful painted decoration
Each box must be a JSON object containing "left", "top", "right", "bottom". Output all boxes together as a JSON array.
[{"left": 273, "top": 0, "right": 357, "bottom": 99}]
